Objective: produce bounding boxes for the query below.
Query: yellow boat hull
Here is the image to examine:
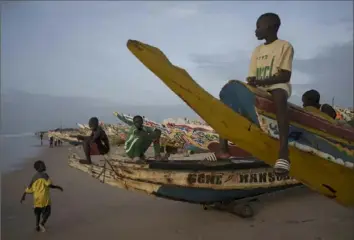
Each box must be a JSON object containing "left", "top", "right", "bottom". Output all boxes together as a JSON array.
[{"left": 126, "top": 39, "right": 354, "bottom": 207}]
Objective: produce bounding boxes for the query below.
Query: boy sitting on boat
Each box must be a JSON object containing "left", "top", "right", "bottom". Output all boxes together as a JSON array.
[
  {"left": 220, "top": 13, "right": 294, "bottom": 176},
  {"left": 125, "top": 115, "right": 163, "bottom": 161},
  {"left": 302, "top": 90, "right": 352, "bottom": 128},
  {"left": 74, "top": 117, "right": 110, "bottom": 165}
]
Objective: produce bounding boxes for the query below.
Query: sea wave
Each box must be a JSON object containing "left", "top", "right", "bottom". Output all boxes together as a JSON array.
[{"left": 0, "top": 132, "right": 35, "bottom": 138}]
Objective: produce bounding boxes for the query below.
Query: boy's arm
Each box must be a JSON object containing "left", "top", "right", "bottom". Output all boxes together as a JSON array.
[
  {"left": 246, "top": 48, "right": 258, "bottom": 82},
  {"left": 21, "top": 184, "right": 34, "bottom": 203},
  {"left": 90, "top": 129, "right": 102, "bottom": 144},
  {"left": 20, "top": 192, "right": 27, "bottom": 203},
  {"left": 44, "top": 175, "right": 63, "bottom": 191},
  {"left": 257, "top": 43, "right": 294, "bottom": 86},
  {"left": 49, "top": 184, "right": 64, "bottom": 191}
]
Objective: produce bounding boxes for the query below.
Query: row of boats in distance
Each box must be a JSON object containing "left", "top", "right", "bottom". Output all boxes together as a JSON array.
[{"left": 44, "top": 106, "right": 354, "bottom": 218}]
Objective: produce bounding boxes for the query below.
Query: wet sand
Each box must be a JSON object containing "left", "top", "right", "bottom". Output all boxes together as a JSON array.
[{"left": 2, "top": 146, "right": 354, "bottom": 240}]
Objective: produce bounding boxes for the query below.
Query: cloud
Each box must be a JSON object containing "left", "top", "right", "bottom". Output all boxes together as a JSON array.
[
  {"left": 294, "top": 41, "right": 353, "bottom": 107},
  {"left": 189, "top": 40, "right": 353, "bottom": 107},
  {"left": 2, "top": 1, "right": 352, "bottom": 107},
  {"left": 144, "top": 1, "right": 206, "bottom": 19}
]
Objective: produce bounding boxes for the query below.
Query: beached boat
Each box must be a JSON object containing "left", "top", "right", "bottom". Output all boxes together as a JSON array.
[
  {"left": 114, "top": 111, "right": 185, "bottom": 148},
  {"left": 125, "top": 39, "right": 354, "bottom": 207},
  {"left": 50, "top": 130, "right": 126, "bottom": 147},
  {"left": 114, "top": 111, "right": 220, "bottom": 151},
  {"left": 68, "top": 152, "right": 300, "bottom": 217},
  {"left": 48, "top": 131, "right": 82, "bottom": 146},
  {"left": 334, "top": 106, "right": 354, "bottom": 122}
]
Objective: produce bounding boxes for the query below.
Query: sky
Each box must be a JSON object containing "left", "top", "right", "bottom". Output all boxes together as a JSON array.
[{"left": 1, "top": 1, "right": 353, "bottom": 107}]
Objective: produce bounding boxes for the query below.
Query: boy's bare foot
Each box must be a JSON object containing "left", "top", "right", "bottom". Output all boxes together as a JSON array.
[
  {"left": 79, "top": 160, "right": 92, "bottom": 165},
  {"left": 133, "top": 157, "right": 146, "bottom": 163},
  {"left": 39, "top": 223, "right": 46, "bottom": 232}
]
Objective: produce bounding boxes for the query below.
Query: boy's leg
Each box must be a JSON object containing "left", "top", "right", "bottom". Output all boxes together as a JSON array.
[
  {"left": 126, "top": 137, "right": 151, "bottom": 159},
  {"left": 34, "top": 208, "right": 42, "bottom": 231},
  {"left": 81, "top": 137, "right": 92, "bottom": 164},
  {"left": 269, "top": 88, "right": 290, "bottom": 175},
  {"left": 41, "top": 205, "right": 51, "bottom": 226},
  {"left": 219, "top": 138, "right": 229, "bottom": 154},
  {"left": 213, "top": 138, "right": 231, "bottom": 159},
  {"left": 97, "top": 144, "right": 109, "bottom": 155}
]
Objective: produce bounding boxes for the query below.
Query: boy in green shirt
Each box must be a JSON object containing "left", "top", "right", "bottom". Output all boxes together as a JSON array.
[{"left": 125, "top": 115, "right": 162, "bottom": 161}]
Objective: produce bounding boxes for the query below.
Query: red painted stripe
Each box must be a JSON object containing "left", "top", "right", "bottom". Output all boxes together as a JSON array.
[{"left": 255, "top": 97, "right": 354, "bottom": 142}]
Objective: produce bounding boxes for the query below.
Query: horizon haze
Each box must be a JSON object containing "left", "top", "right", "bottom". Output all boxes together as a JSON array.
[{"left": 1, "top": 1, "right": 353, "bottom": 133}]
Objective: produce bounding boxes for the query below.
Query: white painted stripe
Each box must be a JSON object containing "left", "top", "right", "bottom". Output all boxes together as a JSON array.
[{"left": 125, "top": 138, "right": 140, "bottom": 153}]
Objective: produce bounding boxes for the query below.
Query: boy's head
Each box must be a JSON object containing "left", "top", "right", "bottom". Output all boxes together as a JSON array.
[
  {"left": 133, "top": 115, "right": 144, "bottom": 130},
  {"left": 34, "top": 160, "right": 46, "bottom": 172},
  {"left": 302, "top": 90, "right": 320, "bottom": 108},
  {"left": 321, "top": 104, "right": 337, "bottom": 119},
  {"left": 88, "top": 117, "right": 99, "bottom": 130},
  {"left": 255, "top": 13, "right": 281, "bottom": 40}
]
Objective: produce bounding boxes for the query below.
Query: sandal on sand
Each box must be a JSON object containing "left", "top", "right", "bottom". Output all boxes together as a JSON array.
[{"left": 274, "top": 159, "right": 290, "bottom": 176}]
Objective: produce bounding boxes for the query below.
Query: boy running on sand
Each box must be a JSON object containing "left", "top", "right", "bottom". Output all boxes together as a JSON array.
[
  {"left": 20, "top": 160, "right": 63, "bottom": 232},
  {"left": 223, "top": 13, "right": 294, "bottom": 176}
]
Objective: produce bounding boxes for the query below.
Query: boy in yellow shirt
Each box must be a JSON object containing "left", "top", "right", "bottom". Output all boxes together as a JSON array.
[
  {"left": 223, "top": 13, "right": 294, "bottom": 176},
  {"left": 20, "top": 160, "right": 63, "bottom": 232},
  {"left": 248, "top": 13, "right": 294, "bottom": 175}
]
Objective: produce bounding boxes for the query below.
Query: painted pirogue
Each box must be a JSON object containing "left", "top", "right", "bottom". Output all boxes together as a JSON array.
[
  {"left": 68, "top": 149, "right": 300, "bottom": 217},
  {"left": 113, "top": 111, "right": 219, "bottom": 153},
  {"left": 54, "top": 113, "right": 300, "bottom": 217},
  {"left": 49, "top": 123, "right": 128, "bottom": 147},
  {"left": 124, "top": 39, "right": 354, "bottom": 208},
  {"left": 113, "top": 112, "right": 185, "bottom": 149}
]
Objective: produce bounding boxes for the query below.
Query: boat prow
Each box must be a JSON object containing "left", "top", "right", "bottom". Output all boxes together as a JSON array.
[{"left": 126, "top": 39, "right": 354, "bottom": 207}]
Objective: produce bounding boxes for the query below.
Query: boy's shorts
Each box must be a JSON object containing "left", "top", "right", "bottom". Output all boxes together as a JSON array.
[
  {"left": 259, "top": 83, "right": 292, "bottom": 99},
  {"left": 34, "top": 205, "right": 51, "bottom": 216}
]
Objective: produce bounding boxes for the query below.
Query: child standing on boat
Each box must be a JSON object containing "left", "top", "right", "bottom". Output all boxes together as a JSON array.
[
  {"left": 222, "top": 13, "right": 294, "bottom": 176},
  {"left": 20, "top": 160, "right": 63, "bottom": 232}
]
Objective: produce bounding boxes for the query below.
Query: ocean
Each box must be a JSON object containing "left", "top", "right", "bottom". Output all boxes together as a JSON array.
[{"left": 0, "top": 133, "right": 45, "bottom": 173}]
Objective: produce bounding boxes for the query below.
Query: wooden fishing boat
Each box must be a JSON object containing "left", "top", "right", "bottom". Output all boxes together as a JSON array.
[
  {"left": 220, "top": 81, "right": 354, "bottom": 168},
  {"left": 68, "top": 151, "right": 300, "bottom": 217},
  {"left": 114, "top": 111, "right": 186, "bottom": 148},
  {"left": 183, "top": 143, "right": 209, "bottom": 154},
  {"left": 48, "top": 131, "right": 82, "bottom": 146},
  {"left": 125, "top": 39, "right": 354, "bottom": 207}
]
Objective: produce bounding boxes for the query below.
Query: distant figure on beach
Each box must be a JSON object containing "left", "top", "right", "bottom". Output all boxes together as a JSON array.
[
  {"left": 20, "top": 160, "right": 63, "bottom": 232},
  {"left": 40, "top": 132, "right": 44, "bottom": 146},
  {"left": 125, "top": 115, "right": 163, "bottom": 162},
  {"left": 54, "top": 139, "right": 58, "bottom": 147},
  {"left": 49, "top": 137, "right": 54, "bottom": 148},
  {"left": 75, "top": 117, "right": 110, "bottom": 165}
]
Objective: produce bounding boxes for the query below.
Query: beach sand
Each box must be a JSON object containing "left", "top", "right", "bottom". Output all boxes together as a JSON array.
[{"left": 2, "top": 146, "right": 354, "bottom": 240}]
